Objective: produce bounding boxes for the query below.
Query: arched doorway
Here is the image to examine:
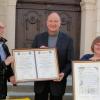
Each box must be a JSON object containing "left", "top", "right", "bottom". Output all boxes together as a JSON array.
[{"left": 16, "top": 0, "right": 81, "bottom": 59}]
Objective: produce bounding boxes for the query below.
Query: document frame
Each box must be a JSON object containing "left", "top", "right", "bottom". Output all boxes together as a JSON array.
[
  {"left": 12, "top": 48, "right": 59, "bottom": 82},
  {"left": 72, "top": 61, "right": 100, "bottom": 100}
]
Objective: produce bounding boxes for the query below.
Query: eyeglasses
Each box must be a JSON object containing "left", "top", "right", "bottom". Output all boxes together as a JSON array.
[
  {"left": 0, "top": 26, "right": 4, "bottom": 29},
  {"left": 94, "top": 43, "right": 100, "bottom": 47}
]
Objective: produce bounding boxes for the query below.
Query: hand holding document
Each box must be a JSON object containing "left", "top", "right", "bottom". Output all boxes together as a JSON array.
[
  {"left": 53, "top": 72, "right": 64, "bottom": 82},
  {"left": 13, "top": 48, "right": 59, "bottom": 82},
  {"left": 5, "top": 56, "right": 14, "bottom": 65}
]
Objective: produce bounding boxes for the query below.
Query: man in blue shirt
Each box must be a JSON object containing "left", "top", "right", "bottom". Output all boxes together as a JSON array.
[{"left": 0, "top": 22, "right": 15, "bottom": 99}]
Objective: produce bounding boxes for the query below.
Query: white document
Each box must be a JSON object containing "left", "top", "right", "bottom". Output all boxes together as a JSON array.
[
  {"left": 73, "top": 61, "right": 100, "bottom": 100},
  {"left": 35, "top": 49, "right": 59, "bottom": 79},
  {"left": 14, "top": 51, "right": 37, "bottom": 81},
  {"left": 13, "top": 49, "right": 59, "bottom": 82}
]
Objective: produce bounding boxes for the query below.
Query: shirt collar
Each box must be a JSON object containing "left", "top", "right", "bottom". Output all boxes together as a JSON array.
[{"left": 0, "top": 37, "right": 7, "bottom": 43}]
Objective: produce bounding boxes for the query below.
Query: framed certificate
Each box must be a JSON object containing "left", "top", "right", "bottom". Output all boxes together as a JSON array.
[
  {"left": 13, "top": 48, "right": 59, "bottom": 82},
  {"left": 72, "top": 61, "right": 100, "bottom": 100}
]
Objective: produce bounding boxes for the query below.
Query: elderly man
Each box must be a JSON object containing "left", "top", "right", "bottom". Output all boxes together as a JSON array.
[
  {"left": 32, "top": 12, "right": 74, "bottom": 100},
  {"left": 0, "top": 22, "right": 15, "bottom": 99}
]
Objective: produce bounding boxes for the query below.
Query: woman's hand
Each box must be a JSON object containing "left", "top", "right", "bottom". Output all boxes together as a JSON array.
[{"left": 89, "top": 56, "right": 100, "bottom": 61}]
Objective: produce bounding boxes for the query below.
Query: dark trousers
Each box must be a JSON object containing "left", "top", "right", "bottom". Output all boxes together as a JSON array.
[
  {"left": 0, "top": 96, "right": 6, "bottom": 100},
  {"left": 35, "top": 93, "right": 63, "bottom": 100},
  {"left": 34, "top": 82, "right": 63, "bottom": 100},
  {"left": 35, "top": 84, "right": 62, "bottom": 100}
]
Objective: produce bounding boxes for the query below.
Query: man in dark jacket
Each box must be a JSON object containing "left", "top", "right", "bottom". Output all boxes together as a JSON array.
[
  {"left": 0, "top": 22, "right": 15, "bottom": 99},
  {"left": 32, "top": 12, "right": 74, "bottom": 100}
]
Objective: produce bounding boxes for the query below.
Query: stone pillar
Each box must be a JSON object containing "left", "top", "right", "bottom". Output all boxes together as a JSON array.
[
  {"left": 6, "top": 0, "right": 17, "bottom": 51},
  {"left": 0, "top": 0, "right": 17, "bottom": 51},
  {"left": 96, "top": 0, "right": 100, "bottom": 36},
  {"left": 80, "top": 0, "right": 96, "bottom": 56},
  {"left": 0, "top": 0, "right": 8, "bottom": 37}
]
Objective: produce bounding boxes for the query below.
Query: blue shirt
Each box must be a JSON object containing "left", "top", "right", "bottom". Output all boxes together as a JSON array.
[
  {"left": 0, "top": 42, "right": 6, "bottom": 61},
  {"left": 81, "top": 54, "right": 94, "bottom": 60}
]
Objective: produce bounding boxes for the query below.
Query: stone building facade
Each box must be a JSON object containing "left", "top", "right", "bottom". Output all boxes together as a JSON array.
[{"left": 0, "top": 0, "right": 100, "bottom": 56}]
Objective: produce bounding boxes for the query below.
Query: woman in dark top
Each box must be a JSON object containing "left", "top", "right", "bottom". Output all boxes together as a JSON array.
[
  {"left": 0, "top": 22, "right": 15, "bottom": 99},
  {"left": 81, "top": 36, "right": 100, "bottom": 61}
]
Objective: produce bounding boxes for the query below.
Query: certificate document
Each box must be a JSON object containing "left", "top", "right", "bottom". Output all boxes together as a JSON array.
[
  {"left": 73, "top": 61, "right": 100, "bottom": 100},
  {"left": 13, "top": 48, "right": 59, "bottom": 82}
]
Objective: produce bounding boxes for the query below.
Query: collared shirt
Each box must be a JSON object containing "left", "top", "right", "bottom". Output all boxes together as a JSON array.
[{"left": 0, "top": 42, "right": 6, "bottom": 61}]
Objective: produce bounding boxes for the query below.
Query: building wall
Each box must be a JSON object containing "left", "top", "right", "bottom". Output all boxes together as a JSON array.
[
  {"left": 96, "top": 0, "right": 100, "bottom": 36},
  {"left": 0, "top": 0, "right": 100, "bottom": 57},
  {"left": 0, "top": 0, "right": 17, "bottom": 50},
  {"left": 0, "top": 0, "right": 8, "bottom": 37},
  {"left": 80, "top": 0, "right": 96, "bottom": 56}
]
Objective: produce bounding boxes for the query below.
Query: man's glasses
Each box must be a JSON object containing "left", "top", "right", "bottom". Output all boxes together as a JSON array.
[
  {"left": 94, "top": 43, "right": 100, "bottom": 47},
  {"left": 0, "top": 26, "right": 4, "bottom": 29}
]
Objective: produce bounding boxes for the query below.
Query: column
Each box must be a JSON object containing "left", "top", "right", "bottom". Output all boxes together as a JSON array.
[
  {"left": 6, "top": 0, "right": 17, "bottom": 51},
  {"left": 0, "top": 0, "right": 8, "bottom": 37},
  {"left": 96, "top": 0, "right": 100, "bottom": 36},
  {"left": 80, "top": 0, "right": 96, "bottom": 56}
]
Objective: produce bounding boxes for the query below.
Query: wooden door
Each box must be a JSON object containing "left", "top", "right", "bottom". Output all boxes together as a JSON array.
[{"left": 16, "top": 0, "right": 81, "bottom": 59}]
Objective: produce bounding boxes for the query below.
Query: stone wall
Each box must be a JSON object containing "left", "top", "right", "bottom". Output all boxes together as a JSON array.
[{"left": 0, "top": 0, "right": 100, "bottom": 56}]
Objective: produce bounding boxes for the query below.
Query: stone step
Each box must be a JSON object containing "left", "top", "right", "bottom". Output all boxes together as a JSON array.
[
  {"left": 8, "top": 85, "right": 72, "bottom": 93},
  {"left": 7, "top": 95, "right": 73, "bottom": 100},
  {"left": 7, "top": 94, "right": 73, "bottom": 100},
  {"left": 7, "top": 87, "right": 73, "bottom": 100},
  {"left": 7, "top": 85, "right": 73, "bottom": 97},
  {"left": 7, "top": 75, "right": 73, "bottom": 100}
]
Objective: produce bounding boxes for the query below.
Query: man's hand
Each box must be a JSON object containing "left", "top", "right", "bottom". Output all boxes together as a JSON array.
[
  {"left": 4, "top": 56, "right": 14, "bottom": 66},
  {"left": 53, "top": 72, "right": 64, "bottom": 82},
  {"left": 10, "top": 75, "right": 16, "bottom": 85},
  {"left": 40, "top": 45, "right": 48, "bottom": 48}
]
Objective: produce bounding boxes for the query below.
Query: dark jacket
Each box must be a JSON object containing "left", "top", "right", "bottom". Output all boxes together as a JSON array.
[
  {"left": 0, "top": 37, "right": 14, "bottom": 97},
  {"left": 32, "top": 32, "right": 74, "bottom": 95}
]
